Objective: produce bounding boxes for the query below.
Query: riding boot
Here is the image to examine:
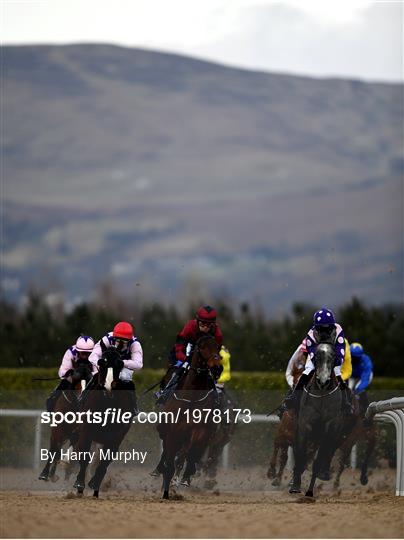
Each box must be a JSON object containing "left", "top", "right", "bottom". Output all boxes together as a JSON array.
[
  {"left": 46, "top": 378, "right": 70, "bottom": 412},
  {"left": 285, "top": 372, "right": 311, "bottom": 412}
]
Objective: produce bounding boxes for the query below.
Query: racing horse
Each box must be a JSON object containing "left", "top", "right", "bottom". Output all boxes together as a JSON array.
[
  {"left": 201, "top": 388, "right": 237, "bottom": 488},
  {"left": 156, "top": 335, "right": 222, "bottom": 499},
  {"left": 267, "top": 409, "right": 295, "bottom": 487},
  {"left": 267, "top": 359, "right": 303, "bottom": 487},
  {"left": 333, "top": 396, "right": 376, "bottom": 489},
  {"left": 73, "top": 344, "right": 133, "bottom": 497},
  {"left": 170, "top": 388, "right": 237, "bottom": 489},
  {"left": 38, "top": 362, "right": 92, "bottom": 481},
  {"left": 289, "top": 343, "right": 344, "bottom": 497}
]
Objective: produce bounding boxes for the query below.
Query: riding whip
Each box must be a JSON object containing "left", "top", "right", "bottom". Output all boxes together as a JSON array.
[
  {"left": 266, "top": 403, "right": 282, "bottom": 417},
  {"left": 31, "top": 377, "right": 61, "bottom": 381},
  {"left": 141, "top": 378, "right": 164, "bottom": 396}
]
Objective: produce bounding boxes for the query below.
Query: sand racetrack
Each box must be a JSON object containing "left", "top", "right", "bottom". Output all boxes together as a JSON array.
[{"left": 1, "top": 469, "right": 403, "bottom": 538}]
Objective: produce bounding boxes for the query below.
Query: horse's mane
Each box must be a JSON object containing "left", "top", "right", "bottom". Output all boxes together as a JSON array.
[
  {"left": 101, "top": 348, "right": 122, "bottom": 363},
  {"left": 195, "top": 334, "right": 217, "bottom": 348}
]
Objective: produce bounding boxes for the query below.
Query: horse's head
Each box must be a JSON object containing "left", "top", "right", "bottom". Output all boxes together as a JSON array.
[
  {"left": 314, "top": 343, "right": 335, "bottom": 388},
  {"left": 97, "top": 346, "right": 124, "bottom": 392},
  {"left": 71, "top": 360, "right": 93, "bottom": 392},
  {"left": 191, "top": 335, "right": 221, "bottom": 375}
]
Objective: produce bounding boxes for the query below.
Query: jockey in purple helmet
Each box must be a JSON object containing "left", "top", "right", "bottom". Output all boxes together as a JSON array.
[
  {"left": 303, "top": 308, "right": 345, "bottom": 377},
  {"left": 285, "top": 308, "right": 352, "bottom": 414}
]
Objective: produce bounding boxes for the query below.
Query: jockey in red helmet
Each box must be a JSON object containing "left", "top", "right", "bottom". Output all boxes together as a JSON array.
[
  {"left": 84, "top": 321, "right": 143, "bottom": 414},
  {"left": 174, "top": 305, "right": 222, "bottom": 364},
  {"left": 154, "top": 305, "right": 223, "bottom": 404}
]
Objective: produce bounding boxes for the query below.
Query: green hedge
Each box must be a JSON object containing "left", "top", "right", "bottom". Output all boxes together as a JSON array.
[{"left": 1, "top": 367, "right": 403, "bottom": 393}]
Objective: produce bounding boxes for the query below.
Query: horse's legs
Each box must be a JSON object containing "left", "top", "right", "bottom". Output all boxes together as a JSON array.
[
  {"left": 173, "top": 449, "right": 186, "bottom": 484},
  {"left": 333, "top": 445, "right": 351, "bottom": 489},
  {"left": 204, "top": 431, "right": 226, "bottom": 480},
  {"left": 150, "top": 450, "right": 166, "bottom": 477},
  {"left": 274, "top": 445, "right": 289, "bottom": 487},
  {"left": 88, "top": 443, "right": 119, "bottom": 498},
  {"left": 307, "top": 429, "right": 339, "bottom": 497},
  {"left": 38, "top": 428, "right": 65, "bottom": 481},
  {"left": 360, "top": 426, "right": 376, "bottom": 485},
  {"left": 267, "top": 442, "right": 278, "bottom": 480},
  {"left": 182, "top": 431, "right": 211, "bottom": 486},
  {"left": 290, "top": 430, "right": 307, "bottom": 494},
  {"left": 162, "top": 438, "right": 179, "bottom": 500},
  {"left": 73, "top": 433, "right": 92, "bottom": 494}
]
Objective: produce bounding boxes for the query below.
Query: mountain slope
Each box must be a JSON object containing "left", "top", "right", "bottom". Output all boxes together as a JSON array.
[{"left": 2, "top": 44, "right": 403, "bottom": 311}]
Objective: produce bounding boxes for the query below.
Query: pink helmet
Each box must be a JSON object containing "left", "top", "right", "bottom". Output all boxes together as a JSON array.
[{"left": 75, "top": 335, "right": 95, "bottom": 352}]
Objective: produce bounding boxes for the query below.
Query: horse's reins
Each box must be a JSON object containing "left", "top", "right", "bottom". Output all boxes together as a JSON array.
[
  {"left": 171, "top": 347, "right": 217, "bottom": 403},
  {"left": 303, "top": 383, "right": 340, "bottom": 398},
  {"left": 172, "top": 388, "right": 214, "bottom": 403}
]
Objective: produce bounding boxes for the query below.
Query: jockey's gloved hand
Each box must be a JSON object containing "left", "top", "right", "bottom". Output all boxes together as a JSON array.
[
  {"left": 63, "top": 369, "right": 74, "bottom": 378},
  {"left": 97, "top": 357, "right": 108, "bottom": 368},
  {"left": 174, "top": 360, "right": 184, "bottom": 369}
]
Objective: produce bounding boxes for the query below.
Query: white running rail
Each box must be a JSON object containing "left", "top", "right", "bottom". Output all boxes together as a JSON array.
[
  {"left": 1, "top": 407, "right": 400, "bottom": 489},
  {"left": 365, "top": 397, "right": 404, "bottom": 496}
]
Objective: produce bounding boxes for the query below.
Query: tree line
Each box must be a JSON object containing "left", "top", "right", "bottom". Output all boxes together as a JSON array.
[{"left": 0, "top": 293, "right": 403, "bottom": 376}]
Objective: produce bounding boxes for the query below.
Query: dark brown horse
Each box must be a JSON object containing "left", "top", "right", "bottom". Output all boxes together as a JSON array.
[
  {"left": 333, "top": 395, "right": 376, "bottom": 488},
  {"left": 201, "top": 390, "right": 237, "bottom": 488},
  {"left": 267, "top": 409, "right": 295, "bottom": 487},
  {"left": 38, "top": 362, "right": 92, "bottom": 482},
  {"left": 73, "top": 346, "right": 133, "bottom": 498},
  {"left": 156, "top": 335, "right": 221, "bottom": 499}
]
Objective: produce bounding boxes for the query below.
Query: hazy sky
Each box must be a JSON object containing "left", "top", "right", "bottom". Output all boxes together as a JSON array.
[{"left": 2, "top": 0, "right": 403, "bottom": 81}]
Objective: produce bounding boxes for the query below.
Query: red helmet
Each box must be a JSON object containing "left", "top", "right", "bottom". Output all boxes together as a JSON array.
[
  {"left": 113, "top": 321, "right": 133, "bottom": 340},
  {"left": 196, "top": 305, "right": 217, "bottom": 323}
]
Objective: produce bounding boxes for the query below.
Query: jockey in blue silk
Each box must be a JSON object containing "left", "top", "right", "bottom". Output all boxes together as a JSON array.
[
  {"left": 348, "top": 342, "right": 374, "bottom": 418},
  {"left": 285, "top": 307, "right": 352, "bottom": 414}
]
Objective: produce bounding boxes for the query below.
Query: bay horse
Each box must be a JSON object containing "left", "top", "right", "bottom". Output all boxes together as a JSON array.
[
  {"left": 38, "top": 362, "right": 92, "bottom": 481},
  {"left": 156, "top": 335, "right": 221, "bottom": 499},
  {"left": 201, "top": 389, "right": 237, "bottom": 488},
  {"left": 169, "top": 388, "right": 237, "bottom": 490},
  {"left": 267, "top": 409, "right": 295, "bottom": 487},
  {"left": 289, "top": 343, "right": 344, "bottom": 497},
  {"left": 267, "top": 358, "right": 303, "bottom": 487},
  {"left": 73, "top": 345, "right": 133, "bottom": 498}
]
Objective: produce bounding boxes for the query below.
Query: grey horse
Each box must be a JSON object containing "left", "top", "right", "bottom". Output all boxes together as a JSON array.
[{"left": 289, "top": 343, "right": 344, "bottom": 497}]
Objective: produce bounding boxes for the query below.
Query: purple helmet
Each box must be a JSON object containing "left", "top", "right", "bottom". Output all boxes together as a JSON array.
[{"left": 313, "top": 308, "right": 335, "bottom": 326}]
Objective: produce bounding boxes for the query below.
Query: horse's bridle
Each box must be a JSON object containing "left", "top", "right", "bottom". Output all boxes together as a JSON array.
[
  {"left": 303, "top": 384, "right": 340, "bottom": 398},
  {"left": 172, "top": 388, "right": 214, "bottom": 403}
]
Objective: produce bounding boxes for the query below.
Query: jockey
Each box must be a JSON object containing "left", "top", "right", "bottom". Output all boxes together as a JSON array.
[
  {"left": 215, "top": 345, "right": 232, "bottom": 408},
  {"left": 46, "top": 335, "right": 95, "bottom": 412},
  {"left": 348, "top": 342, "right": 374, "bottom": 417},
  {"left": 278, "top": 336, "right": 352, "bottom": 418},
  {"left": 285, "top": 308, "right": 352, "bottom": 413},
  {"left": 217, "top": 345, "right": 231, "bottom": 388},
  {"left": 155, "top": 305, "right": 223, "bottom": 404},
  {"left": 87, "top": 321, "right": 143, "bottom": 414}
]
